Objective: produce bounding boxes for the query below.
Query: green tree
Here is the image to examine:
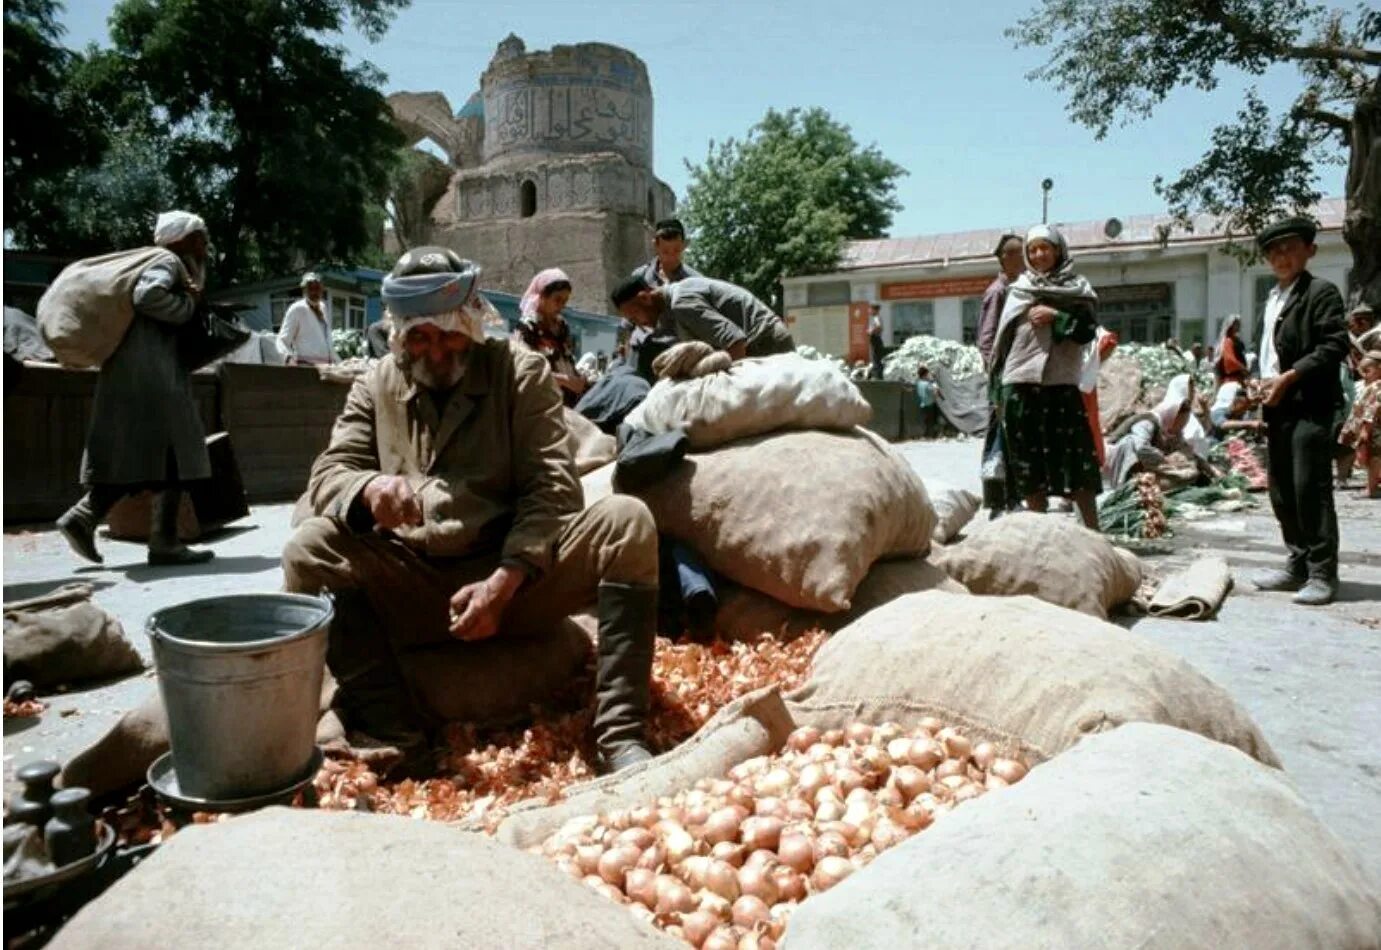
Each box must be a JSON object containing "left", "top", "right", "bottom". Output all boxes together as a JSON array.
[
  {"left": 1010, "top": 0, "right": 1381, "bottom": 307},
  {"left": 680, "top": 107, "right": 906, "bottom": 308}
]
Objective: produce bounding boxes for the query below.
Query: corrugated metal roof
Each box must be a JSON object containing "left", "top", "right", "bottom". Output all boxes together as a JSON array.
[{"left": 837, "top": 197, "right": 1347, "bottom": 272}]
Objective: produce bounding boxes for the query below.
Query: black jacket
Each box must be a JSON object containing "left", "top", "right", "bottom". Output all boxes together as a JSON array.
[{"left": 1267, "top": 270, "right": 1348, "bottom": 418}]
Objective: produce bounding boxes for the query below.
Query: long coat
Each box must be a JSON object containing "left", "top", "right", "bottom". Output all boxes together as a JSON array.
[
  {"left": 80, "top": 255, "right": 211, "bottom": 486},
  {"left": 300, "top": 339, "right": 582, "bottom": 577},
  {"left": 1266, "top": 270, "right": 1349, "bottom": 419}
]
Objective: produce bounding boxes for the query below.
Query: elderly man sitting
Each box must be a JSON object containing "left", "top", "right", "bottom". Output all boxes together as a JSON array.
[{"left": 282, "top": 247, "right": 659, "bottom": 775}]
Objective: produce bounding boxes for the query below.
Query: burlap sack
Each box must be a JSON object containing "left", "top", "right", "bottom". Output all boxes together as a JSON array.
[
  {"left": 926, "top": 478, "right": 981, "bottom": 543},
  {"left": 633, "top": 429, "right": 935, "bottom": 612},
  {"left": 794, "top": 590, "right": 1278, "bottom": 766},
  {"left": 713, "top": 558, "right": 966, "bottom": 642},
  {"left": 105, "top": 491, "right": 201, "bottom": 542},
  {"left": 3, "top": 584, "right": 144, "bottom": 689},
  {"left": 1096, "top": 350, "right": 1144, "bottom": 433},
  {"left": 562, "top": 406, "right": 617, "bottom": 476},
  {"left": 399, "top": 615, "right": 594, "bottom": 725},
  {"left": 37, "top": 247, "right": 184, "bottom": 368},
  {"left": 50, "top": 808, "right": 680, "bottom": 950},
  {"left": 624, "top": 353, "right": 873, "bottom": 451},
  {"left": 783, "top": 723, "right": 1381, "bottom": 950},
  {"left": 931, "top": 511, "right": 1142, "bottom": 618}
]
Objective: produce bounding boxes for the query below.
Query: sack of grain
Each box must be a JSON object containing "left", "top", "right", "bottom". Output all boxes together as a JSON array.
[
  {"left": 624, "top": 353, "right": 872, "bottom": 451},
  {"left": 563, "top": 407, "right": 617, "bottom": 476},
  {"left": 783, "top": 723, "right": 1380, "bottom": 950},
  {"left": 632, "top": 428, "right": 934, "bottom": 612},
  {"left": 925, "top": 479, "right": 981, "bottom": 543},
  {"left": 931, "top": 511, "right": 1141, "bottom": 618}
]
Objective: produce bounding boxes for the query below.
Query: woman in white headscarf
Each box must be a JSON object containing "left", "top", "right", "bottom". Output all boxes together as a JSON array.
[
  {"left": 1103, "top": 373, "right": 1218, "bottom": 488},
  {"left": 56, "top": 211, "right": 216, "bottom": 566}
]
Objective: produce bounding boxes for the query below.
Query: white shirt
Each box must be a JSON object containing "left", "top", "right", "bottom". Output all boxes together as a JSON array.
[
  {"left": 278, "top": 297, "right": 334, "bottom": 365},
  {"left": 1259, "top": 279, "right": 1298, "bottom": 377}
]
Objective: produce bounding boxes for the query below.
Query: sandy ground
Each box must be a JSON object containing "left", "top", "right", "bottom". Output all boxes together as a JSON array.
[{"left": 4, "top": 437, "right": 1378, "bottom": 884}]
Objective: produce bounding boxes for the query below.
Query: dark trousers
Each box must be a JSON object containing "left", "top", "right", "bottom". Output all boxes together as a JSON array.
[{"left": 1265, "top": 410, "right": 1339, "bottom": 581}]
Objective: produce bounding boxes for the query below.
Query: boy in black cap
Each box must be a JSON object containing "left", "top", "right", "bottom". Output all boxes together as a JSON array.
[
  {"left": 634, "top": 218, "right": 702, "bottom": 288},
  {"left": 1250, "top": 215, "right": 1350, "bottom": 605}
]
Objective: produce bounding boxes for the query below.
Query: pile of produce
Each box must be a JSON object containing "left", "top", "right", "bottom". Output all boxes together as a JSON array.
[
  {"left": 1099, "top": 472, "right": 1168, "bottom": 539},
  {"left": 1219, "top": 437, "right": 1268, "bottom": 491},
  {"left": 535, "top": 719, "right": 1030, "bottom": 947},
  {"left": 882, "top": 335, "right": 983, "bottom": 383},
  {"left": 793, "top": 346, "right": 868, "bottom": 382},
  {"left": 1116, "top": 342, "right": 1212, "bottom": 394},
  {"left": 330, "top": 328, "right": 369, "bottom": 360}
]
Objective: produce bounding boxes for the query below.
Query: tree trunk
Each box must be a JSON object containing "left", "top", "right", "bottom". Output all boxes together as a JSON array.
[{"left": 1343, "top": 76, "right": 1381, "bottom": 310}]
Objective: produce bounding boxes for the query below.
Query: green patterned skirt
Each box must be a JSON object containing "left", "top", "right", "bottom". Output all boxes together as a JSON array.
[{"left": 998, "top": 383, "right": 1102, "bottom": 497}]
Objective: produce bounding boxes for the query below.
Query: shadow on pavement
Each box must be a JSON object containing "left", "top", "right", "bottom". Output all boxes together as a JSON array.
[
  {"left": 103, "top": 555, "right": 283, "bottom": 583},
  {"left": 3, "top": 715, "right": 41, "bottom": 738},
  {"left": 3, "top": 578, "right": 116, "bottom": 603}
]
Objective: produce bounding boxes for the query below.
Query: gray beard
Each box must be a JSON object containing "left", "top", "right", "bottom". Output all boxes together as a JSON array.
[{"left": 400, "top": 352, "right": 466, "bottom": 390}]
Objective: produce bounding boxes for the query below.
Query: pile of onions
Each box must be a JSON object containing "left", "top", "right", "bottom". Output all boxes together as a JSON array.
[{"left": 539, "top": 719, "right": 1030, "bottom": 947}]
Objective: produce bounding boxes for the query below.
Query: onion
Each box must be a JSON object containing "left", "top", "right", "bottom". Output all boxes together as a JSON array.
[
  {"left": 786, "top": 726, "right": 821, "bottom": 752},
  {"left": 711, "top": 841, "right": 747, "bottom": 867},
  {"left": 730, "top": 755, "right": 772, "bottom": 781},
  {"left": 727, "top": 784, "right": 756, "bottom": 810},
  {"left": 739, "top": 933, "right": 776, "bottom": 950},
  {"left": 657, "top": 805, "right": 685, "bottom": 825},
  {"left": 636, "top": 843, "right": 666, "bottom": 871},
  {"left": 703, "top": 807, "right": 745, "bottom": 846},
  {"left": 777, "top": 833, "right": 814, "bottom": 873},
  {"left": 755, "top": 768, "right": 794, "bottom": 799},
  {"left": 907, "top": 739, "right": 943, "bottom": 770},
  {"left": 814, "top": 830, "right": 850, "bottom": 861},
  {"left": 796, "top": 764, "right": 829, "bottom": 799},
  {"left": 770, "top": 864, "right": 807, "bottom": 903},
  {"left": 805, "top": 742, "right": 834, "bottom": 762},
  {"left": 617, "top": 827, "right": 655, "bottom": 851},
  {"left": 575, "top": 843, "right": 603, "bottom": 876},
  {"left": 598, "top": 844, "right": 641, "bottom": 886},
  {"left": 917, "top": 716, "right": 944, "bottom": 734},
  {"left": 886, "top": 737, "right": 913, "bottom": 763},
  {"left": 936, "top": 759, "right": 967, "bottom": 780},
  {"left": 741, "top": 817, "right": 784, "bottom": 852},
  {"left": 952, "top": 782, "right": 983, "bottom": 803},
  {"left": 972, "top": 741, "right": 997, "bottom": 770},
  {"left": 583, "top": 874, "right": 604, "bottom": 888},
  {"left": 625, "top": 867, "right": 658, "bottom": 908},
  {"left": 753, "top": 796, "right": 783, "bottom": 818},
  {"left": 698, "top": 890, "right": 732, "bottom": 918},
  {"left": 656, "top": 874, "right": 697, "bottom": 915},
  {"left": 844, "top": 787, "right": 874, "bottom": 808},
  {"left": 664, "top": 827, "right": 698, "bottom": 865},
  {"left": 892, "top": 765, "right": 930, "bottom": 802},
  {"left": 554, "top": 856, "right": 582, "bottom": 879},
  {"left": 842, "top": 801, "right": 873, "bottom": 837},
  {"left": 815, "top": 799, "right": 845, "bottom": 823},
  {"left": 870, "top": 818, "right": 909, "bottom": 852},
  {"left": 875, "top": 786, "right": 904, "bottom": 809},
  {"left": 858, "top": 745, "right": 891, "bottom": 774},
  {"left": 814, "top": 784, "right": 842, "bottom": 806},
  {"left": 821, "top": 728, "right": 845, "bottom": 746},
  {"left": 628, "top": 903, "right": 656, "bottom": 926},
  {"left": 593, "top": 881, "right": 626, "bottom": 904},
  {"left": 845, "top": 722, "right": 873, "bottom": 745},
  {"left": 704, "top": 859, "right": 741, "bottom": 900},
  {"left": 732, "top": 895, "right": 772, "bottom": 929},
  {"left": 785, "top": 799, "right": 815, "bottom": 821},
  {"left": 834, "top": 768, "right": 867, "bottom": 795},
  {"left": 630, "top": 804, "right": 658, "bottom": 828},
  {"left": 600, "top": 827, "right": 620, "bottom": 849},
  {"left": 703, "top": 926, "right": 740, "bottom": 950},
  {"left": 606, "top": 808, "right": 630, "bottom": 830},
  {"left": 940, "top": 731, "right": 972, "bottom": 762},
  {"left": 897, "top": 801, "right": 933, "bottom": 831},
  {"left": 874, "top": 721, "right": 903, "bottom": 745},
  {"left": 985, "top": 774, "right": 1010, "bottom": 791},
  {"left": 682, "top": 855, "right": 712, "bottom": 889},
  {"left": 685, "top": 804, "right": 712, "bottom": 829},
  {"left": 811, "top": 855, "right": 855, "bottom": 892},
  {"left": 737, "top": 863, "right": 780, "bottom": 906},
  {"left": 991, "top": 758, "right": 1028, "bottom": 783},
  {"left": 682, "top": 910, "right": 721, "bottom": 948}
]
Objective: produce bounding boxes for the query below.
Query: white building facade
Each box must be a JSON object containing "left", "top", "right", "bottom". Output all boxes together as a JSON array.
[{"left": 783, "top": 199, "right": 1352, "bottom": 360}]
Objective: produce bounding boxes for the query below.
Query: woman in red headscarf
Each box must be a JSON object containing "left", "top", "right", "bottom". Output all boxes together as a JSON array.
[{"left": 1214, "top": 315, "right": 1248, "bottom": 384}]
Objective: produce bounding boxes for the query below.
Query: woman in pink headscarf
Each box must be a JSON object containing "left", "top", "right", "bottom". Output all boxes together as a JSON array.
[{"left": 512, "top": 267, "right": 586, "bottom": 405}]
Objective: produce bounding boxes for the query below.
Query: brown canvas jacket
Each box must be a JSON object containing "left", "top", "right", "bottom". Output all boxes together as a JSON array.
[{"left": 301, "top": 339, "right": 582, "bottom": 576}]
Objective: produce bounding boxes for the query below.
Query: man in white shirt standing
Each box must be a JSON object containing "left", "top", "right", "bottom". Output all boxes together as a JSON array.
[{"left": 278, "top": 272, "right": 335, "bottom": 365}]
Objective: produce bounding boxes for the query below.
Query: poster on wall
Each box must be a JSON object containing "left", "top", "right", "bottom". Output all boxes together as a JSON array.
[{"left": 847, "top": 302, "right": 872, "bottom": 363}]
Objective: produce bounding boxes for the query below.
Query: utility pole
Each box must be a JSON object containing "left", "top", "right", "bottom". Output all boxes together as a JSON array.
[{"left": 1041, "top": 178, "right": 1053, "bottom": 224}]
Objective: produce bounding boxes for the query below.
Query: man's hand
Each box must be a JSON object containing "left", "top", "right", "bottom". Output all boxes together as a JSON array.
[
  {"left": 449, "top": 565, "right": 526, "bottom": 641},
  {"left": 554, "top": 372, "right": 588, "bottom": 396},
  {"left": 1028, "top": 305, "right": 1058, "bottom": 328},
  {"left": 1261, "top": 370, "right": 1298, "bottom": 408},
  {"left": 361, "top": 475, "right": 422, "bottom": 531}
]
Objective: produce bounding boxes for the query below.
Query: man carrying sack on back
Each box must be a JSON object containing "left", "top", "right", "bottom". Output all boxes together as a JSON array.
[
  {"left": 53, "top": 211, "right": 216, "bottom": 566},
  {"left": 282, "top": 247, "right": 660, "bottom": 776}
]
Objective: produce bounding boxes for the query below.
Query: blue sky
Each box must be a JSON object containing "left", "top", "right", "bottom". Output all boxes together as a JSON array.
[{"left": 56, "top": 0, "right": 1342, "bottom": 237}]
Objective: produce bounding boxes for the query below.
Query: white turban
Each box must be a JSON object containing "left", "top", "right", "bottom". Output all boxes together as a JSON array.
[{"left": 153, "top": 211, "right": 207, "bottom": 247}]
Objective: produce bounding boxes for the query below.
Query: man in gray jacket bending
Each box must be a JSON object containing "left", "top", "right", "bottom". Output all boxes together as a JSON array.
[{"left": 611, "top": 274, "right": 795, "bottom": 362}]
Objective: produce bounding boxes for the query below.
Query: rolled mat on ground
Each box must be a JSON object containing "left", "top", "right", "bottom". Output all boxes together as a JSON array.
[
  {"left": 931, "top": 511, "right": 1142, "bottom": 619},
  {"left": 631, "top": 428, "right": 935, "bottom": 613},
  {"left": 781, "top": 723, "right": 1381, "bottom": 950},
  {"left": 3, "top": 583, "right": 143, "bottom": 689},
  {"left": 47, "top": 808, "right": 681, "bottom": 950},
  {"left": 1132, "top": 556, "right": 1235, "bottom": 620},
  {"left": 624, "top": 353, "right": 872, "bottom": 451}
]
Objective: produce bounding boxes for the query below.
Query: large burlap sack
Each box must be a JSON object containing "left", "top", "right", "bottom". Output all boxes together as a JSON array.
[
  {"left": 925, "top": 478, "right": 980, "bottom": 543},
  {"left": 50, "top": 808, "right": 680, "bottom": 950},
  {"left": 3, "top": 584, "right": 144, "bottom": 689},
  {"left": 714, "top": 558, "right": 966, "bottom": 642},
  {"left": 399, "top": 615, "right": 594, "bottom": 725},
  {"left": 783, "top": 723, "right": 1381, "bottom": 950},
  {"left": 562, "top": 406, "right": 617, "bottom": 476},
  {"left": 624, "top": 353, "right": 872, "bottom": 451},
  {"left": 794, "top": 590, "right": 1278, "bottom": 766},
  {"left": 932, "top": 511, "right": 1142, "bottom": 618},
  {"left": 634, "top": 429, "right": 934, "bottom": 612},
  {"left": 37, "top": 247, "right": 184, "bottom": 368},
  {"left": 1096, "top": 350, "right": 1144, "bottom": 432}
]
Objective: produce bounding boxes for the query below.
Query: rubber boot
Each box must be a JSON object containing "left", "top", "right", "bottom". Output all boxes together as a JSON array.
[
  {"left": 325, "top": 591, "right": 433, "bottom": 778},
  {"left": 593, "top": 582, "right": 657, "bottom": 775},
  {"left": 57, "top": 494, "right": 105, "bottom": 564},
  {"left": 147, "top": 489, "right": 214, "bottom": 565}
]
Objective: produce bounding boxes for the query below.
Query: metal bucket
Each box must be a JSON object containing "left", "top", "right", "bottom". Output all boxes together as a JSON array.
[{"left": 148, "top": 593, "right": 331, "bottom": 801}]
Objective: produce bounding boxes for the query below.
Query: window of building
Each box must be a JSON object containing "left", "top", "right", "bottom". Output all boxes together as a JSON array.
[
  {"left": 891, "top": 301, "right": 935, "bottom": 343},
  {"left": 1093, "top": 283, "right": 1173, "bottom": 344},
  {"left": 328, "top": 293, "right": 368, "bottom": 332},
  {"left": 520, "top": 180, "right": 537, "bottom": 218},
  {"left": 269, "top": 292, "right": 297, "bottom": 330},
  {"left": 806, "top": 281, "right": 851, "bottom": 307},
  {"left": 960, "top": 297, "right": 981, "bottom": 344}
]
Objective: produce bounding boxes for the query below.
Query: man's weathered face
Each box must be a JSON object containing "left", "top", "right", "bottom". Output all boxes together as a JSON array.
[
  {"left": 616, "top": 292, "right": 658, "bottom": 327},
  {"left": 999, "top": 239, "right": 1024, "bottom": 278},
  {"left": 1263, "top": 235, "right": 1315, "bottom": 286},
  {"left": 653, "top": 234, "right": 685, "bottom": 269},
  {"left": 402, "top": 322, "right": 470, "bottom": 390},
  {"left": 305, "top": 281, "right": 323, "bottom": 303}
]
